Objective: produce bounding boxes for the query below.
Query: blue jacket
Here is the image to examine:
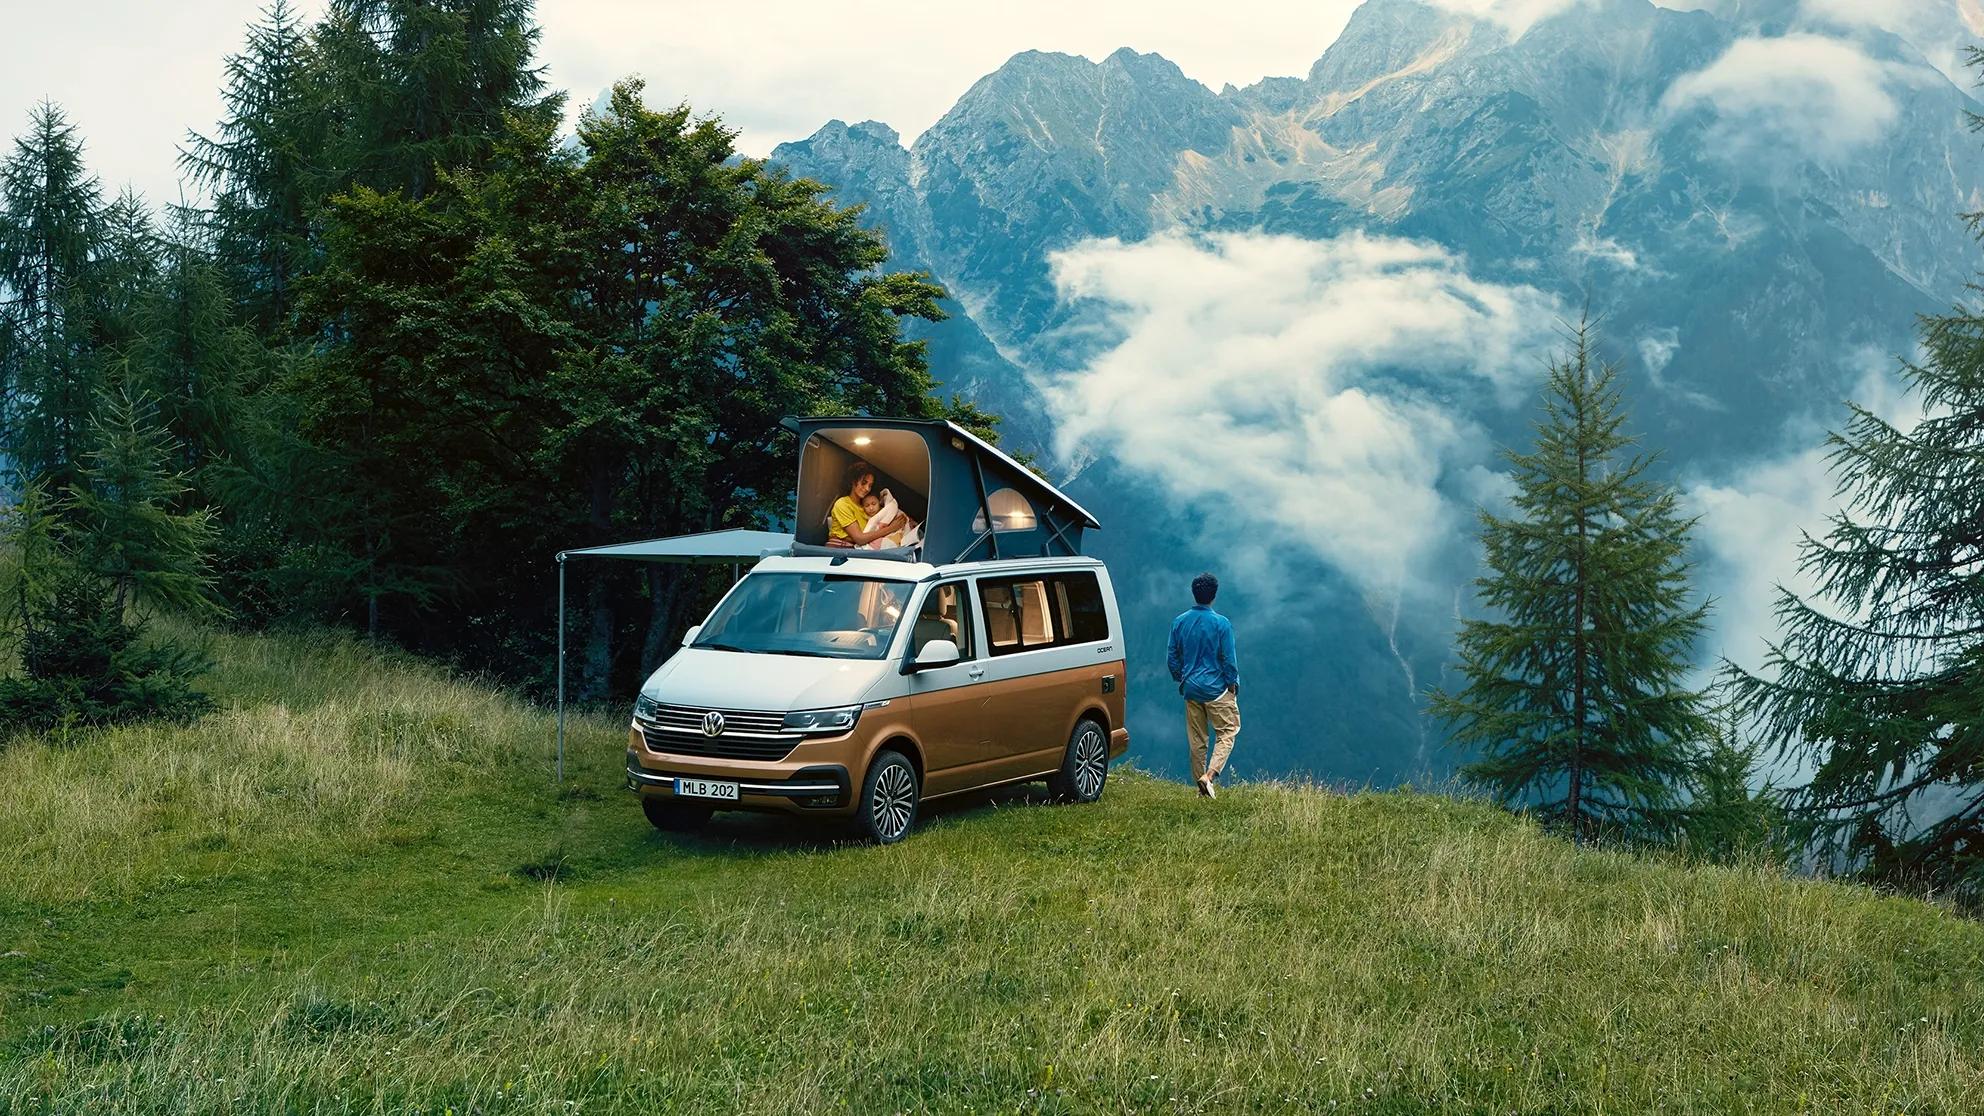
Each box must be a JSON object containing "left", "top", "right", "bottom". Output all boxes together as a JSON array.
[{"left": 1168, "top": 604, "right": 1238, "bottom": 703}]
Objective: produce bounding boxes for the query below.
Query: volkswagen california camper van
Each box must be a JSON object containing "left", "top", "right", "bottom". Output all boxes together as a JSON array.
[
  {"left": 624, "top": 553, "right": 1128, "bottom": 842},
  {"left": 623, "top": 416, "right": 1128, "bottom": 842}
]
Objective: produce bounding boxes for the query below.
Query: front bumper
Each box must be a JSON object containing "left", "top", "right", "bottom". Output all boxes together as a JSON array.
[{"left": 624, "top": 748, "right": 852, "bottom": 811}]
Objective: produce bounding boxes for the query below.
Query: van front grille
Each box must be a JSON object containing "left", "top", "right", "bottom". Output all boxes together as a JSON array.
[{"left": 637, "top": 704, "right": 798, "bottom": 762}]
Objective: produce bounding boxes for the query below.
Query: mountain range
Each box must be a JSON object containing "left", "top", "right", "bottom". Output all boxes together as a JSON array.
[{"left": 770, "top": 0, "right": 1984, "bottom": 782}]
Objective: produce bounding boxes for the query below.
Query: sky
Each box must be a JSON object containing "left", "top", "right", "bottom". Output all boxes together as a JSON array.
[{"left": 2, "top": 0, "right": 1370, "bottom": 210}]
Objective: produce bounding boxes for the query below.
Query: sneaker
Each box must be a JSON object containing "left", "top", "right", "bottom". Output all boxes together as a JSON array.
[
  {"left": 1204, "top": 776, "right": 1218, "bottom": 801},
  {"left": 1195, "top": 774, "right": 1212, "bottom": 798}
]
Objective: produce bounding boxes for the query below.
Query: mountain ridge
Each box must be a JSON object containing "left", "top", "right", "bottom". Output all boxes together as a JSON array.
[{"left": 771, "top": 0, "right": 1984, "bottom": 781}]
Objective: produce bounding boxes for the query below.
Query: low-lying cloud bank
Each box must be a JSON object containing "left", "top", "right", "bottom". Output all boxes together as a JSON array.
[
  {"left": 1041, "top": 230, "right": 1558, "bottom": 599},
  {"left": 1686, "top": 356, "right": 1922, "bottom": 676},
  {"left": 1660, "top": 32, "right": 1916, "bottom": 162}
]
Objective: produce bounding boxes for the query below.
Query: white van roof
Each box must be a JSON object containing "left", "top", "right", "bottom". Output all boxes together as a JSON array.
[{"left": 751, "top": 553, "right": 1105, "bottom": 582}]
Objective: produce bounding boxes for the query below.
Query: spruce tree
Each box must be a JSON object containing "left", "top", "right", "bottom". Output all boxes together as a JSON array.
[
  {"left": 1430, "top": 322, "right": 1713, "bottom": 842},
  {"left": 65, "top": 388, "right": 218, "bottom": 617},
  {"left": 180, "top": 0, "right": 322, "bottom": 332},
  {"left": 1678, "top": 691, "right": 1789, "bottom": 864},
  {"left": 0, "top": 481, "right": 211, "bottom": 735},
  {"left": 0, "top": 101, "right": 106, "bottom": 486},
  {"left": 1734, "top": 97, "right": 1984, "bottom": 895},
  {"left": 91, "top": 188, "right": 160, "bottom": 356},
  {"left": 316, "top": 0, "right": 558, "bottom": 200},
  {"left": 131, "top": 224, "right": 250, "bottom": 479}
]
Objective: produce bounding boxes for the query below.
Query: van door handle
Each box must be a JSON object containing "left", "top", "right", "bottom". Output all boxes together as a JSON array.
[{"left": 967, "top": 666, "right": 985, "bottom": 680}]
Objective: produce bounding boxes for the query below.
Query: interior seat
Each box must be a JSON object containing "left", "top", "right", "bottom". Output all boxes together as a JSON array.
[{"left": 911, "top": 615, "right": 958, "bottom": 655}]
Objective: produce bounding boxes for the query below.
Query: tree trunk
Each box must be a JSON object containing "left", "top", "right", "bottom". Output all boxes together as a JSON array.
[
  {"left": 364, "top": 527, "right": 380, "bottom": 640},
  {"left": 1568, "top": 375, "right": 1589, "bottom": 843}
]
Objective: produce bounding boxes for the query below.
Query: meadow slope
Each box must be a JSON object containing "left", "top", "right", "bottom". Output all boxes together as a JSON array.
[{"left": 2, "top": 628, "right": 1982, "bottom": 1114}]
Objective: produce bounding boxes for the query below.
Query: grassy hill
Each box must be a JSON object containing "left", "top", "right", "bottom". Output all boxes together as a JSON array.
[{"left": 3, "top": 629, "right": 1983, "bottom": 1113}]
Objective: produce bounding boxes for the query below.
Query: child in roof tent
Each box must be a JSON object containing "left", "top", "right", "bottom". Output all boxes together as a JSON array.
[
  {"left": 827, "top": 460, "right": 906, "bottom": 548},
  {"left": 860, "top": 491, "right": 921, "bottom": 550}
]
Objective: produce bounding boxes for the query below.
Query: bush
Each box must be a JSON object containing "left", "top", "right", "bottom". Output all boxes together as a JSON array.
[{"left": 0, "top": 570, "right": 211, "bottom": 737}]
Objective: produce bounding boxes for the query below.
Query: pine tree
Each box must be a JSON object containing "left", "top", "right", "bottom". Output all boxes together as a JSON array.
[
  {"left": 1678, "top": 691, "right": 1790, "bottom": 864},
  {"left": 0, "top": 101, "right": 106, "bottom": 486},
  {"left": 316, "top": 0, "right": 558, "bottom": 200},
  {"left": 65, "top": 388, "right": 218, "bottom": 617},
  {"left": 130, "top": 223, "right": 250, "bottom": 479},
  {"left": 1430, "top": 321, "right": 1713, "bottom": 842},
  {"left": 180, "top": 0, "right": 323, "bottom": 332},
  {"left": 1733, "top": 66, "right": 1984, "bottom": 893}
]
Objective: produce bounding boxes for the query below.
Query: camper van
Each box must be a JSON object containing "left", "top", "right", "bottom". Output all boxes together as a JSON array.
[{"left": 623, "top": 418, "right": 1130, "bottom": 843}]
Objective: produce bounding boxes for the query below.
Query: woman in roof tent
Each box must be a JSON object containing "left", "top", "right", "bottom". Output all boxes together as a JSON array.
[{"left": 826, "top": 460, "right": 907, "bottom": 548}]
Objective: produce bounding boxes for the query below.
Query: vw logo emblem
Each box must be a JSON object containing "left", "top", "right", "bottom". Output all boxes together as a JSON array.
[{"left": 701, "top": 710, "right": 725, "bottom": 737}]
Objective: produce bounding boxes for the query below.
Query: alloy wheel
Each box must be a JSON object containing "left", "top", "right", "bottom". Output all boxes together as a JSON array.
[
  {"left": 872, "top": 761, "right": 917, "bottom": 840},
  {"left": 1073, "top": 725, "right": 1108, "bottom": 799}
]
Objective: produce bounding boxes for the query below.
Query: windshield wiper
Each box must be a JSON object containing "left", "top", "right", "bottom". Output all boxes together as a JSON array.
[{"left": 695, "top": 641, "right": 750, "bottom": 653}]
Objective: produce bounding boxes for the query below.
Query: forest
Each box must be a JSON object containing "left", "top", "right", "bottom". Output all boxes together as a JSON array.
[{"left": 0, "top": 0, "right": 997, "bottom": 717}]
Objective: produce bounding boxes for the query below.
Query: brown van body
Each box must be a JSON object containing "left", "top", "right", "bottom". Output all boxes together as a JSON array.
[{"left": 626, "top": 658, "right": 1129, "bottom": 818}]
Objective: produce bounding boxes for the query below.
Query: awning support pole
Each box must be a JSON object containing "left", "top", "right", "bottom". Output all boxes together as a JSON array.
[{"left": 555, "top": 553, "right": 567, "bottom": 784}]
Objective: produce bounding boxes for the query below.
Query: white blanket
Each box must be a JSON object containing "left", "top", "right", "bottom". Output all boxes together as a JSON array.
[{"left": 863, "top": 489, "right": 905, "bottom": 549}]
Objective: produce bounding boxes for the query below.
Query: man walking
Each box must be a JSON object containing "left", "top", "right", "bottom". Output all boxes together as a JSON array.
[{"left": 1167, "top": 572, "right": 1240, "bottom": 798}]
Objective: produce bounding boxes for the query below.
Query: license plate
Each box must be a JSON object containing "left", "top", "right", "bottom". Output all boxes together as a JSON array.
[{"left": 674, "top": 777, "right": 739, "bottom": 801}]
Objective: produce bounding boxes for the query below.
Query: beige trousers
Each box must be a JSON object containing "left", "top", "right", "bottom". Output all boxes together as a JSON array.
[{"left": 1185, "top": 688, "right": 1241, "bottom": 780}]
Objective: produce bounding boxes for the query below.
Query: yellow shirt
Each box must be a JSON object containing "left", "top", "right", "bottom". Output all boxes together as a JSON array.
[{"left": 828, "top": 495, "right": 865, "bottom": 542}]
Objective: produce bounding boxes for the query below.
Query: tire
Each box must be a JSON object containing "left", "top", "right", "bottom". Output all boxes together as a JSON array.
[
  {"left": 1047, "top": 719, "right": 1110, "bottom": 804},
  {"left": 854, "top": 749, "right": 920, "bottom": 844},
  {"left": 643, "top": 796, "right": 714, "bottom": 833}
]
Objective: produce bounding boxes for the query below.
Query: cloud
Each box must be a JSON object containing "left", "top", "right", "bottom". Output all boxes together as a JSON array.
[
  {"left": 1687, "top": 354, "right": 1920, "bottom": 674},
  {"left": 1572, "top": 230, "right": 1640, "bottom": 269},
  {"left": 1638, "top": 328, "right": 1680, "bottom": 377},
  {"left": 1802, "top": 0, "right": 1984, "bottom": 86},
  {"left": 1660, "top": 34, "right": 1910, "bottom": 162},
  {"left": 1040, "top": 230, "right": 1559, "bottom": 599},
  {"left": 1427, "top": 0, "right": 1582, "bottom": 37},
  {"left": 1424, "top": 0, "right": 1714, "bottom": 36}
]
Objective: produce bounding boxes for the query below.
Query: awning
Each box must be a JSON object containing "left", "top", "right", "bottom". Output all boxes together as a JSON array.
[
  {"left": 552, "top": 527, "right": 794, "bottom": 782},
  {"left": 557, "top": 528, "right": 795, "bottom": 564}
]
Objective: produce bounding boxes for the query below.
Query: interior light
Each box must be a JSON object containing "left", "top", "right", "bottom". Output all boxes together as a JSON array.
[{"left": 853, "top": 436, "right": 872, "bottom": 446}]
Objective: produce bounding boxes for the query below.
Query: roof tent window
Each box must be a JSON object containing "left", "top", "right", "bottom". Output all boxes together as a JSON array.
[
  {"left": 794, "top": 428, "right": 931, "bottom": 548},
  {"left": 971, "top": 487, "right": 1036, "bottom": 534}
]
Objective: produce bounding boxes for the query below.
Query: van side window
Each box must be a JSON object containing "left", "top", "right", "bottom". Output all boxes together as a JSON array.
[
  {"left": 978, "top": 571, "right": 1109, "bottom": 655},
  {"left": 980, "top": 581, "right": 1022, "bottom": 654},
  {"left": 911, "top": 582, "right": 974, "bottom": 659},
  {"left": 1053, "top": 572, "right": 1110, "bottom": 643}
]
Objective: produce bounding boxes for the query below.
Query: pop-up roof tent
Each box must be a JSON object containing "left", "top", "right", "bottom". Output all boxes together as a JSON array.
[
  {"left": 785, "top": 416, "right": 1099, "bottom": 562},
  {"left": 549, "top": 417, "right": 1099, "bottom": 780}
]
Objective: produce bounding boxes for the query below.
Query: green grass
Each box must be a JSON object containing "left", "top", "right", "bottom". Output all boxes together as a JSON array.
[{"left": 3, "top": 627, "right": 1983, "bottom": 1113}]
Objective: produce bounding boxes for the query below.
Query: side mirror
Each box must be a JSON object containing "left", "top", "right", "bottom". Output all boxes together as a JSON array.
[
  {"left": 680, "top": 624, "right": 702, "bottom": 648},
  {"left": 906, "top": 638, "right": 960, "bottom": 673}
]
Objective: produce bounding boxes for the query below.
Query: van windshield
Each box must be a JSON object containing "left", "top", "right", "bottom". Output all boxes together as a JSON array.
[{"left": 692, "top": 572, "right": 914, "bottom": 660}]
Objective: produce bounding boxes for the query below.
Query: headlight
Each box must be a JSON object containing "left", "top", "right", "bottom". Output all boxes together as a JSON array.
[
  {"left": 782, "top": 705, "right": 861, "bottom": 734},
  {"left": 633, "top": 693, "right": 661, "bottom": 720}
]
